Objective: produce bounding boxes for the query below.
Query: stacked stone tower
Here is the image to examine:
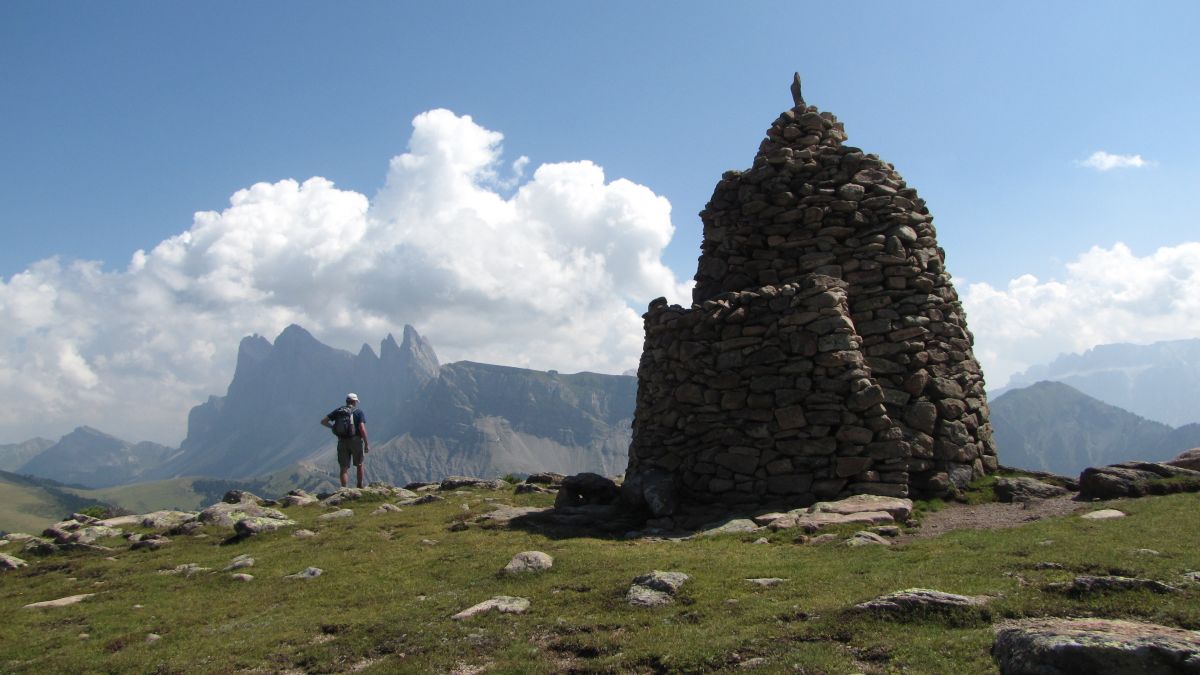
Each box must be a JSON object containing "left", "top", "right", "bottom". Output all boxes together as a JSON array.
[{"left": 626, "top": 75, "right": 996, "bottom": 512}]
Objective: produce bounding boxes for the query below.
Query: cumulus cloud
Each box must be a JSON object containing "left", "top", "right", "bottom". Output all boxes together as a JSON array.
[
  {"left": 0, "top": 109, "right": 692, "bottom": 444},
  {"left": 1075, "top": 151, "right": 1149, "bottom": 171},
  {"left": 962, "top": 242, "right": 1200, "bottom": 388}
]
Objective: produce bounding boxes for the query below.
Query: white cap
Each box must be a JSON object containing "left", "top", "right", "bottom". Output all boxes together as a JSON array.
[{"left": 346, "top": 393, "right": 359, "bottom": 402}]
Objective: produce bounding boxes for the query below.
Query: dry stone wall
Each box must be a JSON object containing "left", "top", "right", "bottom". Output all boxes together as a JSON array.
[{"left": 627, "top": 76, "right": 996, "bottom": 510}]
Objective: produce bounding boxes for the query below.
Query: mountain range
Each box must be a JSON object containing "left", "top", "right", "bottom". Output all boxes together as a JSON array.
[
  {"left": 999, "top": 338, "right": 1200, "bottom": 428},
  {"left": 989, "top": 380, "right": 1200, "bottom": 476}
]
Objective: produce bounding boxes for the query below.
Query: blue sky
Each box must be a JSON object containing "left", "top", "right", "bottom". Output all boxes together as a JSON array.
[{"left": 2, "top": 2, "right": 1198, "bottom": 443}]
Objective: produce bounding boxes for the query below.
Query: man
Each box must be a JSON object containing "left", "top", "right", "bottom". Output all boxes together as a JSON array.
[{"left": 320, "top": 393, "right": 370, "bottom": 488}]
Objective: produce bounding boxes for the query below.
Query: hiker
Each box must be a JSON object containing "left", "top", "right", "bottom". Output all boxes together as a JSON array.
[{"left": 320, "top": 393, "right": 370, "bottom": 488}]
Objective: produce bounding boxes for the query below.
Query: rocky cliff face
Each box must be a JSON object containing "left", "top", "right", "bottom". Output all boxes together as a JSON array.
[
  {"left": 153, "top": 325, "right": 634, "bottom": 484},
  {"left": 627, "top": 75, "right": 994, "bottom": 509}
]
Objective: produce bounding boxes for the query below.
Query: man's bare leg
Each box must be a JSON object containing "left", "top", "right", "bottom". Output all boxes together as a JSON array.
[
  {"left": 340, "top": 468, "right": 349, "bottom": 487},
  {"left": 356, "top": 464, "right": 365, "bottom": 489}
]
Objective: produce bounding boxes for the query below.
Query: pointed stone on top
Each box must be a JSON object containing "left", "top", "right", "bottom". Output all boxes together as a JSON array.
[{"left": 790, "top": 72, "right": 804, "bottom": 107}]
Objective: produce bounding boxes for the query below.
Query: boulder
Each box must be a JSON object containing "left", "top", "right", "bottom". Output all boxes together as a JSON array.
[
  {"left": 167, "top": 521, "right": 206, "bottom": 536},
  {"left": 140, "top": 511, "right": 196, "bottom": 530},
  {"left": 197, "top": 501, "right": 290, "bottom": 529},
  {"left": 281, "top": 490, "right": 318, "bottom": 507},
  {"left": 525, "top": 472, "right": 565, "bottom": 486},
  {"left": 992, "top": 618, "right": 1200, "bottom": 674},
  {"left": 130, "top": 536, "right": 171, "bottom": 551},
  {"left": 23, "top": 538, "right": 59, "bottom": 556},
  {"left": 501, "top": 551, "right": 553, "bottom": 575},
  {"left": 856, "top": 588, "right": 988, "bottom": 614},
  {"left": 554, "top": 473, "right": 621, "bottom": 509},
  {"left": 621, "top": 467, "right": 679, "bottom": 517},
  {"left": 1079, "top": 462, "right": 1200, "bottom": 500},
  {"left": 222, "top": 490, "right": 263, "bottom": 505},
  {"left": 397, "top": 494, "right": 444, "bottom": 506},
  {"left": 1166, "top": 448, "right": 1200, "bottom": 472},
  {"left": 451, "top": 596, "right": 530, "bottom": 620},
  {"left": 627, "top": 570, "right": 690, "bottom": 608},
  {"left": 0, "top": 553, "right": 28, "bottom": 570},
  {"left": 700, "top": 518, "right": 760, "bottom": 536},
  {"left": 994, "top": 477, "right": 1070, "bottom": 502},
  {"left": 471, "top": 505, "right": 549, "bottom": 525},
  {"left": 234, "top": 517, "right": 297, "bottom": 537}
]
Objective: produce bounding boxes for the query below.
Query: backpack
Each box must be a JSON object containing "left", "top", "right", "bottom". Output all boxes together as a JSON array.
[{"left": 330, "top": 406, "right": 358, "bottom": 438}]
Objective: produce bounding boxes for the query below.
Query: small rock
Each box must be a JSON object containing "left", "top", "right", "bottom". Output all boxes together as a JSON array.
[
  {"left": 737, "top": 657, "right": 768, "bottom": 669},
  {"left": 870, "top": 525, "right": 902, "bottom": 537},
  {"left": 130, "top": 537, "right": 171, "bottom": 551},
  {"left": 230, "top": 573, "right": 254, "bottom": 582},
  {"left": 752, "top": 537, "right": 770, "bottom": 545},
  {"left": 627, "top": 571, "right": 689, "bottom": 607},
  {"left": 0, "top": 553, "right": 28, "bottom": 570},
  {"left": 286, "top": 567, "right": 323, "bottom": 580},
  {"left": 810, "top": 494, "right": 913, "bottom": 520},
  {"left": 145, "top": 633, "right": 161, "bottom": 644},
  {"left": 1081, "top": 509, "right": 1126, "bottom": 520},
  {"left": 159, "top": 563, "right": 209, "bottom": 577},
  {"left": 398, "top": 494, "right": 444, "bottom": 506},
  {"left": 316, "top": 509, "right": 354, "bottom": 521},
  {"left": 808, "top": 534, "right": 839, "bottom": 545},
  {"left": 699, "top": 518, "right": 760, "bottom": 536},
  {"left": 451, "top": 596, "right": 530, "bottom": 620},
  {"left": 1134, "top": 548, "right": 1161, "bottom": 556},
  {"left": 845, "top": 531, "right": 891, "bottom": 547},
  {"left": 24, "top": 593, "right": 94, "bottom": 609},
  {"left": 224, "top": 555, "right": 255, "bottom": 571},
  {"left": 293, "top": 529, "right": 317, "bottom": 538},
  {"left": 1034, "top": 562, "right": 1065, "bottom": 570},
  {"left": 746, "top": 578, "right": 787, "bottom": 588},
  {"left": 502, "top": 551, "right": 553, "bottom": 575},
  {"left": 856, "top": 588, "right": 988, "bottom": 614},
  {"left": 420, "top": 539, "right": 438, "bottom": 546},
  {"left": 447, "top": 522, "right": 470, "bottom": 532},
  {"left": 1046, "top": 575, "right": 1179, "bottom": 596},
  {"left": 139, "top": 511, "right": 196, "bottom": 530},
  {"left": 371, "top": 503, "right": 402, "bottom": 515}
]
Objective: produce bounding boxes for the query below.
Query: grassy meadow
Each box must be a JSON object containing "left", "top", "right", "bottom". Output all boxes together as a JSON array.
[{"left": 1, "top": 485, "right": 1197, "bottom": 673}]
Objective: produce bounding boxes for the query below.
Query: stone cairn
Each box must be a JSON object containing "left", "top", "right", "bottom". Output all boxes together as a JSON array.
[{"left": 625, "top": 74, "right": 996, "bottom": 513}]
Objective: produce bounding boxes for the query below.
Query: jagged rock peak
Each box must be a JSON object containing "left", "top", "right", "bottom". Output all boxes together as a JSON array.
[{"left": 789, "top": 72, "right": 804, "bottom": 107}]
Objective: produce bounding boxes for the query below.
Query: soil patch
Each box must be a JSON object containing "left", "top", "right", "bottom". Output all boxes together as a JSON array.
[{"left": 912, "top": 494, "right": 1088, "bottom": 539}]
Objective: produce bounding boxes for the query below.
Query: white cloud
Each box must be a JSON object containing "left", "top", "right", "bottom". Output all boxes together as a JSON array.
[
  {"left": 962, "top": 242, "right": 1200, "bottom": 388},
  {"left": 0, "top": 109, "right": 692, "bottom": 445},
  {"left": 1076, "top": 151, "right": 1149, "bottom": 171}
]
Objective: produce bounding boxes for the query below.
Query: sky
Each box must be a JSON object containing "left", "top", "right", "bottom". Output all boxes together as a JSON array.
[{"left": 2, "top": 2, "right": 1198, "bottom": 445}]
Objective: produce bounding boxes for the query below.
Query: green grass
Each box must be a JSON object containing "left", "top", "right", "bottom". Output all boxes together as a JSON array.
[
  {"left": 0, "top": 477, "right": 72, "bottom": 534},
  {"left": 1, "top": 488, "right": 1197, "bottom": 673}
]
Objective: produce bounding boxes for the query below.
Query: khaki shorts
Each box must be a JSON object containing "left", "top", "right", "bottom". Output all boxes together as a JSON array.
[{"left": 337, "top": 437, "right": 365, "bottom": 469}]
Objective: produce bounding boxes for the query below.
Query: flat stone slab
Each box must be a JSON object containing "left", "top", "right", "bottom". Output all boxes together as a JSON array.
[
  {"left": 316, "top": 509, "right": 354, "bottom": 521},
  {"left": 1081, "top": 509, "right": 1126, "bottom": 520},
  {"left": 24, "top": 593, "right": 94, "bottom": 609},
  {"left": 451, "top": 596, "right": 530, "bottom": 620},
  {"left": 856, "top": 588, "right": 988, "bottom": 614},
  {"left": 993, "top": 618, "right": 1200, "bottom": 674},
  {"left": 472, "top": 505, "right": 548, "bottom": 525},
  {"left": 1, "top": 553, "right": 29, "bottom": 570},
  {"left": 139, "top": 511, "right": 196, "bottom": 530},
  {"left": 994, "top": 477, "right": 1070, "bottom": 502},
  {"left": 234, "top": 517, "right": 297, "bottom": 537},
  {"left": 502, "top": 551, "right": 553, "bottom": 574},
  {"left": 197, "top": 502, "right": 289, "bottom": 528},
  {"left": 809, "top": 495, "right": 913, "bottom": 520},
  {"left": 746, "top": 578, "right": 787, "bottom": 588}
]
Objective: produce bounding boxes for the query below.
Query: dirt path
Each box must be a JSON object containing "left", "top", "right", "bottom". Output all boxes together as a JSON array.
[{"left": 912, "top": 494, "right": 1090, "bottom": 538}]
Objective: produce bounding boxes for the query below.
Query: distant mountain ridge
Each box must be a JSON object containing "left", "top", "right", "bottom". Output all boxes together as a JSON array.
[
  {"left": 149, "top": 324, "right": 636, "bottom": 486},
  {"left": 990, "top": 380, "right": 1200, "bottom": 476},
  {"left": 16, "top": 427, "right": 179, "bottom": 488},
  {"left": 999, "top": 338, "right": 1200, "bottom": 427}
]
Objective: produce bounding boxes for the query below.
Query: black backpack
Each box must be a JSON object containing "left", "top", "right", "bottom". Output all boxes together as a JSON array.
[{"left": 330, "top": 406, "right": 357, "bottom": 438}]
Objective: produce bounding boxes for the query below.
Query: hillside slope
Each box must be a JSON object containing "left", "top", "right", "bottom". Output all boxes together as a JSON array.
[{"left": 990, "top": 381, "right": 1200, "bottom": 476}]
